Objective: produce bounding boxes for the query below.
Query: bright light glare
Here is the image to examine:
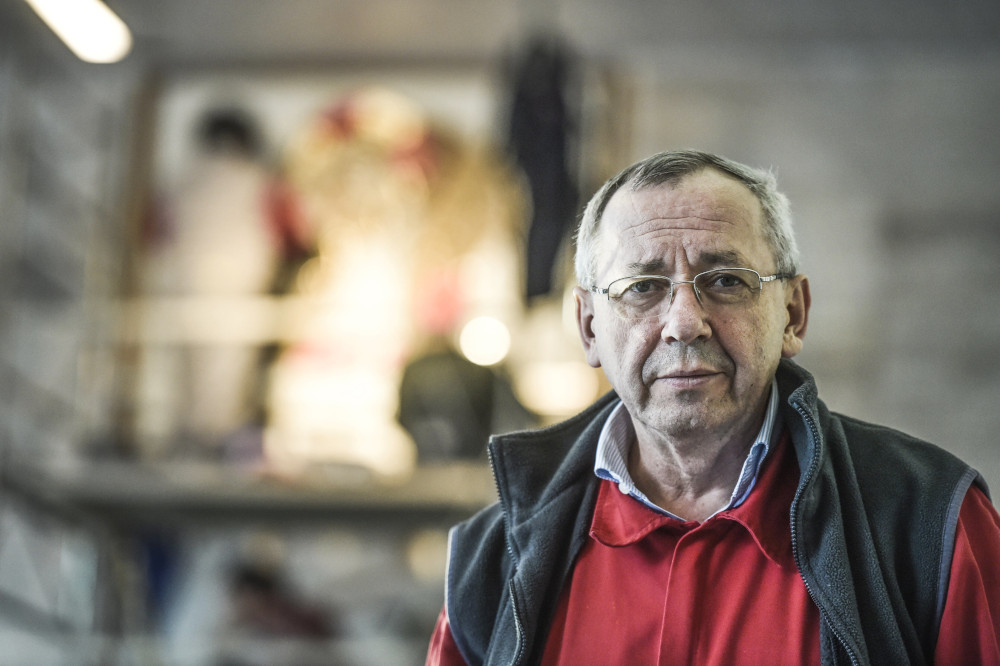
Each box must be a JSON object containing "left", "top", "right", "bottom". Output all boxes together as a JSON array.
[
  {"left": 515, "top": 361, "right": 599, "bottom": 416},
  {"left": 25, "top": 0, "right": 133, "bottom": 63},
  {"left": 459, "top": 316, "right": 511, "bottom": 367}
]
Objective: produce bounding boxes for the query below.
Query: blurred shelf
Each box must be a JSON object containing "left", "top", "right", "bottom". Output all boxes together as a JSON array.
[{"left": 2, "top": 458, "right": 496, "bottom": 529}]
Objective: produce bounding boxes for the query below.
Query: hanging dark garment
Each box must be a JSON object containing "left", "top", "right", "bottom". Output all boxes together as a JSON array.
[{"left": 505, "top": 35, "right": 579, "bottom": 300}]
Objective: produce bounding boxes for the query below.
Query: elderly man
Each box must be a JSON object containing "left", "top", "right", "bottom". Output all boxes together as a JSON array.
[{"left": 426, "top": 150, "right": 1000, "bottom": 664}]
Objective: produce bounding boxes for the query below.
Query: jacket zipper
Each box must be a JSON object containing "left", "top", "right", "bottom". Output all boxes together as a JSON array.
[
  {"left": 790, "top": 399, "right": 861, "bottom": 666},
  {"left": 487, "top": 444, "right": 526, "bottom": 665}
]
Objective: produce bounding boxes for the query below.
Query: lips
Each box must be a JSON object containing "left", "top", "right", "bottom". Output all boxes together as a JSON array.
[{"left": 661, "top": 368, "right": 719, "bottom": 379}]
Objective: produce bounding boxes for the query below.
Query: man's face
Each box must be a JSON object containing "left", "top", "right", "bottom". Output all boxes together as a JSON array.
[{"left": 575, "top": 168, "right": 809, "bottom": 444}]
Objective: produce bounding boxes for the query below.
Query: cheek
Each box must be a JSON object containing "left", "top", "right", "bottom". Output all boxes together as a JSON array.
[
  {"left": 726, "top": 309, "right": 785, "bottom": 371},
  {"left": 598, "top": 320, "right": 652, "bottom": 376},
  {"left": 590, "top": 317, "right": 623, "bottom": 374},
  {"left": 621, "top": 321, "right": 659, "bottom": 357}
]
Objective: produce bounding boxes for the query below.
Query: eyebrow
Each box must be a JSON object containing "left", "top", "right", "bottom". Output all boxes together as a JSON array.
[
  {"left": 700, "top": 250, "right": 748, "bottom": 267},
  {"left": 624, "top": 250, "right": 749, "bottom": 276},
  {"left": 625, "top": 258, "right": 668, "bottom": 274}
]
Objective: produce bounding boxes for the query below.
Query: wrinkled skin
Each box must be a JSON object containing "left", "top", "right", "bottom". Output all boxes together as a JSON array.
[{"left": 575, "top": 168, "right": 810, "bottom": 518}]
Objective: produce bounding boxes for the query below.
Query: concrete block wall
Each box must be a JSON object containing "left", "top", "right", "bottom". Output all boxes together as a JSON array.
[{"left": 618, "top": 45, "right": 1000, "bottom": 494}]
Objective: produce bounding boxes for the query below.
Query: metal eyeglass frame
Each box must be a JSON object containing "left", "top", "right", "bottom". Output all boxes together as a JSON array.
[{"left": 589, "top": 267, "right": 793, "bottom": 314}]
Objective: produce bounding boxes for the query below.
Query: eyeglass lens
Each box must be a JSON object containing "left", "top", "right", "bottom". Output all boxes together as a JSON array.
[{"left": 606, "top": 268, "right": 764, "bottom": 320}]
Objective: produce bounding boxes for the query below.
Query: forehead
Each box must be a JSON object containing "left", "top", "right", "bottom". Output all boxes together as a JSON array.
[{"left": 597, "top": 168, "right": 770, "bottom": 275}]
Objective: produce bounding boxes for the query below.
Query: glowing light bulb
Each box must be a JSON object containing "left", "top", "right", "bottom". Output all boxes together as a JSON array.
[
  {"left": 459, "top": 316, "right": 511, "bottom": 367},
  {"left": 25, "top": 0, "right": 133, "bottom": 63}
]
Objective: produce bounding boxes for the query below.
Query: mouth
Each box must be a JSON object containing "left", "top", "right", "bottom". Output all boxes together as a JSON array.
[
  {"left": 655, "top": 368, "right": 723, "bottom": 387},
  {"left": 643, "top": 344, "right": 733, "bottom": 387},
  {"left": 662, "top": 367, "right": 719, "bottom": 379}
]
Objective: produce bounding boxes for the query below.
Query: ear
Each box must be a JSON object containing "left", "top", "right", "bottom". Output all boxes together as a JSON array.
[
  {"left": 574, "top": 286, "right": 602, "bottom": 368},
  {"left": 781, "top": 275, "right": 810, "bottom": 358}
]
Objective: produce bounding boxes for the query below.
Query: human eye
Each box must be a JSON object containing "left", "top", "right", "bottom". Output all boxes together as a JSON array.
[
  {"left": 698, "top": 269, "right": 756, "bottom": 298},
  {"left": 709, "top": 271, "right": 748, "bottom": 288},
  {"left": 609, "top": 276, "right": 670, "bottom": 301},
  {"left": 628, "top": 279, "right": 659, "bottom": 294}
]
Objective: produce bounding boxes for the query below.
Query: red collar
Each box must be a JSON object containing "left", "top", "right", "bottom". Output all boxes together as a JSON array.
[{"left": 590, "top": 430, "right": 798, "bottom": 568}]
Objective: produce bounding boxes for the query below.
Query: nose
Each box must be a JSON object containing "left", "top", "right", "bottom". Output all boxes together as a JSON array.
[{"left": 659, "top": 281, "right": 712, "bottom": 344}]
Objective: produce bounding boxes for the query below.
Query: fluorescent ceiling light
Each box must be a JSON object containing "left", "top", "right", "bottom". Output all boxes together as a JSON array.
[{"left": 24, "top": 0, "right": 133, "bottom": 63}]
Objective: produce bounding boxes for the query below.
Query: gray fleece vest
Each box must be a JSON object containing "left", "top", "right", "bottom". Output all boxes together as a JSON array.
[{"left": 445, "top": 360, "right": 986, "bottom": 665}]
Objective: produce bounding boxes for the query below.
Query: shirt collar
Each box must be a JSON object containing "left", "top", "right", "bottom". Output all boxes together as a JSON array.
[
  {"left": 718, "top": 428, "right": 797, "bottom": 567},
  {"left": 594, "top": 379, "right": 781, "bottom": 520},
  {"left": 590, "top": 428, "right": 798, "bottom": 568}
]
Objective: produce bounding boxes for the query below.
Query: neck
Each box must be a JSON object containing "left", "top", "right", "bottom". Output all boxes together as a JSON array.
[{"left": 628, "top": 417, "right": 762, "bottom": 522}]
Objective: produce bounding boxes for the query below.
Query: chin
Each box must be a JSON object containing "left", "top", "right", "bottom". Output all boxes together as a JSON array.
[{"left": 639, "top": 405, "right": 711, "bottom": 436}]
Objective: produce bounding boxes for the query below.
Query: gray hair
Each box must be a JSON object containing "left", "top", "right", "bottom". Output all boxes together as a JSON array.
[{"left": 574, "top": 149, "right": 799, "bottom": 286}]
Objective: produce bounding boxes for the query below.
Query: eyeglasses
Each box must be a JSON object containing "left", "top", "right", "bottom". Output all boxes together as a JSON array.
[{"left": 589, "top": 267, "right": 792, "bottom": 321}]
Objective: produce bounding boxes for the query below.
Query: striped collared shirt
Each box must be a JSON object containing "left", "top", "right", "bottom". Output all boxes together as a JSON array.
[{"left": 594, "top": 379, "right": 781, "bottom": 520}]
